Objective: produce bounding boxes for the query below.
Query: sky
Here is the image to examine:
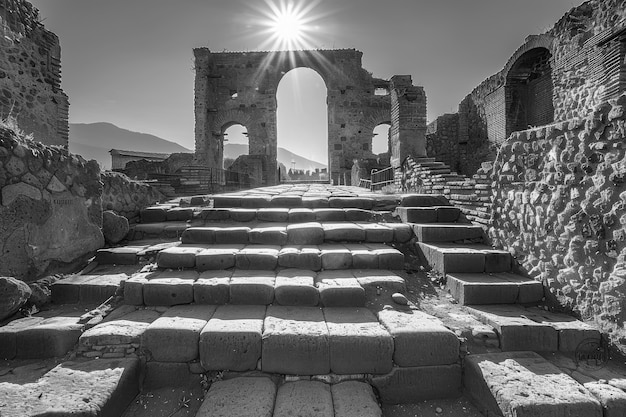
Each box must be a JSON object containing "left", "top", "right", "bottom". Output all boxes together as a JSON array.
[{"left": 30, "top": 0, "right": 579, "bottom": 165}]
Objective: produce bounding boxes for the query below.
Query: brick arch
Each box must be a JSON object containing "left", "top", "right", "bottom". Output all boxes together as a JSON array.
[
  {"left": 214, "top": 110, "right": 253, "bottom": 132},
  {"left": 502, "top": 34, "right": 554, "bottom": 78},
  {"left": 362, "top": 110, "right": 392, "bottom": 133}
]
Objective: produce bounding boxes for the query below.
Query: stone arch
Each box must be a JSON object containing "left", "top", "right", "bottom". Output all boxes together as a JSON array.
[
  {"left": 362, "top": 109, "right": 391, "bottom": 154},
  {"left": 214, "top": 110, "right": 253, "bottom": 133},
  {"left": 505, "top": 39, "right": 555, "bottom": 134},
  {"left": 502, "top": 34, "right": 554, "bottom": 77}
]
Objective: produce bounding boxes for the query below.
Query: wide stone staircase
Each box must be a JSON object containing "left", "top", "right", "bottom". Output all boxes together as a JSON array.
[{"left": 0, "top": 184, "right": 623, "bottom": 416}]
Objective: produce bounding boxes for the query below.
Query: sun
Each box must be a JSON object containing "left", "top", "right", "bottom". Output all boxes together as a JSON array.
[
  {"left": 254, "top": 0, "right": 323, "bottom": 51},
  {"left": 271, "top": 6, "right": 304, "bottom": 45}
]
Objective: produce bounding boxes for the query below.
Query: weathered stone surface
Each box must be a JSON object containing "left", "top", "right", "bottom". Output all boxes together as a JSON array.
[
  {"left": 396, "top": 207, "right": 437, "bottom": 223},
  {"left": 142, "top": 304, "right": 216, "bottom": 362},
  {"left": 289, "top": 208, "right": 316, "bottom": 222},
  {"left": 194, "top": 270, "right": 231, "bottom": 304},
  {"left": 583, "top": 381, "right": 626, "bottom": 417},
  {"left": 230, "top": 208, "right": 257, "bottom": 222},
  {"left": 140, "top": 206, "right": 168, "bottom": 223},
  {"left": 229, "top": 270, "right": 275, "bottom": 305},
  {"left": 332, "top": 381, "right": 382, "bottom": 417},
  {"left": 323, "top": 222, "right": 366, "bottom": 242},
  {"left": 95, "top": 247, "right": 141, "bottom": 265},
  {"left": 324, "top": 307, "right": 393, "bottom": 374},
  {"left": 2, "top": 182, "right": 41, "bottom": 206},
  {"left": 0, "top": 358, "right": 140, "bottom": 417},
  {"left": 418, "top": 242, "right": 485, "bottom": 274},
  {"left": 143, "top": 361, "right": 202, "bottom": 390},
  {"left": 142, "top": 270, "right": 197, "bottom": 306},
  {"left": 181, "top": 227, "right": 217, "bottom": 244},
  {"left": 156, "top": 246, "right": 204, "bottom": 269},
  {"left": 412, "top": 223, "right": 483, "bottom": 242},
  {"left": 80, "top": 308, "right": 160, "bottom": 348},
  {"left": 199, "top": 304, "right": 265, "bottom": 371},
  {"left": 314, "top": 208, "right": 346, "bottom": 222},
  {"left": 400, "top": 194, "right": 450, "bottom": 207},
  {"left": 15, "top": 315, "right": 84, "bottom": 358},
  {"left": 257, "top": 208, "right": 289, "bottom": 222},
  {"left": 78, "top": 273, "right": 126, "bottom": 304},
  {"left": 465, "top": 352, "right": 602, "bottom": 417},
  {"left": 0, "top": 276, "right": 32, "bottom": 321},
  {"left": 102, "top": 210, "right": 129, "bottom": 244},
  {"left": 316, "top": 270, "right": 365, "bottom": 307},
  {"left": 353, "top": 269, "right": 406, "bottom": 297},
  {"left": 278, "top": 245, "right": 322, "bottom": 270},
  {"left": 51, "top": 274, "right": 97, "bottom": 304},
  {"left": 274, "top": 269, "right": 319, "bottom": 306},
  {"left": 273, "top": 381, "right": 333, "bottom": 417},
  {"left": 371, "top": 365, "right": 462, "bottom": 404},
  {"left": 249, "top": 226, "right": 288, "bottom": 245},
  {"left": 166, "top": 207, "right": 194, "bottom": 221},
  {"left": 196, "top": 377, "right": 276, "bottom": 417},
  {"left": 367, "top": 244, "right": 405, "bottom": 270},
  {"left": 523, "top": 307, "right": 601, "bottom": 352},
  {"left": 214, "top": 226, "right": 251, "bottom": 244},
  {"left": 377, "top": 309, "right": 459, "bottom": 366},
  {"left": 361, "top": 223, "right": 394, "bottom": 243},
  {"left": 123, "top": 273, "right": 149, "bottom": 305},
  {"left": 235, "top": 245, "right": 280, "bottom": 270},
  {"left": 196, "top": 245, "right": 242, "bottom": 270},
  {"left": 262, "top": 306, "right": 330, "bottom": 375},
  {"left": 385, "top": 223, "right": 414, "bottom": 242},
  {"left": 446, "top": 272, "right": 543, "bottom": 305},
  {"left": 320, "top": 244, "right": 353, "bottom": 269},
  {"left": 287, "top": 222, "right": 324, "bottom": 244}
]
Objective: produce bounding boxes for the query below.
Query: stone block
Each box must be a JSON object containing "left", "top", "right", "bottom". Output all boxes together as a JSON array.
[
  {"left": 0, "top": 276, "right": 31, "bottom": 321},
  {"left": 262, "top": 305, "right": 329, "bottom": 375},
  {"left": 385, "top": 223, "right": 413, "bottom": 242},
  {"left": 212, "top": 196, "right": 242, "bottom": 208},
  {"left": 156, "top": 246, "right": 204, "bottom": 269},
  {"left": 15, "top": 316, "right": 83, "bottom": 358},
  {"left": 102, "top": 210, "right": 130, "bottom": 244},
  {"left": 329, "top": 197, "right": 373, "bottom": 210},
  {"left": 274, "top": 269, "right": 319, "bottom": 306},
  {"left": 51, "top": 274, "right": 96, "bottom": 304},
  {"left": 302, "top": 196, "right": 330, "bottom": 208},
  {"left": 79, "top": 309, "right": 160, "bottom": 348},
  {"left": 288, "top": 208, "right": 316, "bottom": 222},
  {"left": 196, "top": 377, "right": 276, "bottom": 417},
  {"left": 320, "top": 244, "right": 353, "bottom": 269},
  {"left": 367, "top": 244, "right": 405, "bottom": 270},
  {"left": 323, "top": 222, "right": 366, "bottom": 242},
  {"left": 230, "top": 208, "right": 257, "bottom": 222},
  {"left": 124, "top": 273, "right": 149, "bottom": 305},
  {"left": 229, "top": 270, "right": 275, "bottom": 305},
  {"left": 399, "top": 194, "right": 450, "bottom": 207},
  {"left": 141, "top": 304, "right": 216, "bottom": 362},
  {"left": 214, "top": 227, "right": 251, "bottom": 244},
  {"left": 371, "top": 365, "right": 462, "bottom": 404},
  {"left": 257, "top": 208, "right": 289, "bottom": 222},
  {"left": 361, "top": 223, "right": 394, "bottom": 243},
  {"left": 143, "top": 271, "right": 197, "bottom": 306},
  {"left": 467, "top": 305, "right": 559, "bottom": 351},
  {"left": 271, "top": 195, "right": 303, "bottom": 208},
  {"left": 78, "top": 273, "right": 125, "bottom": 304},
  {"left": 200, "top": 208, "right": 231, "bottom": 221},
  {"left": 316, "top": 270, "right": 365, "bottom": 307},
  {"left": 417, "top": 243, "right": 485, "bottom": 274},
  {"left": 199, "top": 304, "right": 265, "bottom": 371},
  {"left": 181, "top": 227, "right": 217, "bottom": 244},
  {"left": 194, "top": 271, "right": 231, "bottom": 304},
  {"left": 196, "top": 246, "right": 241, "bottom": 271},
  {"left": 235, "top": 245, "right": 280, "bottom": 270},
  {"left": 166, "top": 207, "right": 194, "bottom": 221},
  {"left": 273, "top": 381, "right": 333, "bottom": 417},
  {"left": 464, "top": 352, "right": 602, "bottom": 417},
  {"left": 324, "top": 307, "right": 393, "bottom": 374},
  {"left": 524, "top": 307, "right": 601, "bottom": 352},
  {"left": 446, "top": 272, "right": 543, "bottom": 305},
  {"left": 377, "top": 309, "right": 459, "bottom": 366},
  {"left": 249, "top": 226, "right": 288, "bottom": 245},
  {"left": 344, "top": 208, "right": 372, "bottom": 222},
  {"left": 140, "top": 207, "right": 167, "bottom": 223},
  {"left": 412, "top": 224, "right": 483, "bottom": 242},
  {"left": 332, "top": 381, "right": 382, "bottom": 417},
  {"left": 240, "top": 195, "right": 271, "bottom": 208},
  {"left": 0, "top": 316, "right": 42, "bottom": 359},
  {"left": 314, "top": 208, "right": 345, "bottom": 222},
  {"left": 584, "top": 382, "right": 626, "bottom": 417},
  {"left": 287, "top": 222, "right": 324, "bottom": 244},
  {"left": 278, "top": 245, "right": 322, "bottom": 270},
  {"left": 396, "top": 207, "right": 437, "bottom": 223},
  {"left": 436, "top": 206, "right": 461, "bottom": 222},
  {"left": 345, "top": 244, "right": 379, "bottom": 269},
  {"left": 353, "top": 270, "right": 406, "bottom": 296},
  {"left": 95, "top": 247, "right": 139, "bottom": 265}
]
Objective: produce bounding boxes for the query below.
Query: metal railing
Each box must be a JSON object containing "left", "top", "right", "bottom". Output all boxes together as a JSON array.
[{"left": 370, "top": 166, "right": 395, "bottom": 191}]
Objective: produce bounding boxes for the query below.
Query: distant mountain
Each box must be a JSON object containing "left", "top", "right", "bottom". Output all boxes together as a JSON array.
[
  {"left": 69, "top": 122, "right": 327, "bottom": 172},
  {"left": 224, "top": 143, "right": 327, "bottom": 172},
  {"left": 69, "top": 122, "right": 191, "bottom": 170}
]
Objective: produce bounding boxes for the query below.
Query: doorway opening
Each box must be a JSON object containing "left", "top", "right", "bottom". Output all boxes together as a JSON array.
[
  {"left": 222, "top": 124, "right": 248, "bottom": 169},
  {"left": 372, "top": 123, "right": 391, "bottom": 155}
]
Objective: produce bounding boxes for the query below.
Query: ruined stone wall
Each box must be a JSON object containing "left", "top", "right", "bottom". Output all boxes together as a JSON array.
[
  {"left": 428, "top": 0, "right": 626, "bottom": 176},
  {"left": 101, "top": 171, "right": 163, "bottom": 222},
  {"left": 0, "top": 121, "right": 102, "bottom": 281},
  {"left": 426, "top": 114, "right": 459, "bottom": 173},
  {"left": 489, "top": 95, "right": 626, "bottom": 352},
  {"left": 194, "top": 48, "right": 417, "bottom": 185},
  {"left": 0, "top": 0, "right": 69, "bottom": 147}
]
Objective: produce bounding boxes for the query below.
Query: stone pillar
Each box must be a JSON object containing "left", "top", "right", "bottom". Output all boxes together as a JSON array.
[
  {"left": 193, "top": 48, "right": 213, "bottom": 167},
  {"left": 389, "top": 75, "right": 427, "bottom": 168}
]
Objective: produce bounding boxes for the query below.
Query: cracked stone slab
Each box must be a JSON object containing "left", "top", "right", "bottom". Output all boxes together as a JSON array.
[
  {"left": 196, "top": 377, "right": 276, "bottom": 417},
  {"left": 273, "top": 380, "right": 333, "bottom": 417}
]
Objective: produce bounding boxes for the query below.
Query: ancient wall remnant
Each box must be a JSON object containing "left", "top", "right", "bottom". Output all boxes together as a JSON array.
[
  {"left": 427, "top": 0, "right": 626, "bottom": 176},
  {"left": 0, "top": 0, "right": 69, "bottom": 147},
  {"left": 194, "top": 48, "right": 425, "bottom": 185},
  {"left": 101, "top": 171, "right": 163, "bottom": 222},
  {"left": 0, "top": 121, "right": 103, "bottom": 281},
  {"left": 490, "top": 95, "right": 626, "bottom": 352}
]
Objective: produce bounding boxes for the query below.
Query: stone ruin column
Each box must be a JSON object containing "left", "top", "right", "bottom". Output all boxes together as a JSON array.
[{"left": 389, "top": 75, "right": 427, "bottom": 168}]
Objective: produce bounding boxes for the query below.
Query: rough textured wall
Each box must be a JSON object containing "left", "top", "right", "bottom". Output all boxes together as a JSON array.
[
  {"left": 0, "top": 0, "right": 69, "bottom": 146},
  {"left": 428, "top": 0, "right": 626, "bottom": 176},
  {"left": 101, "top": 171, "right": 163, "bottom": 222},
  {"left": 426, "top": 114, "right": 459, "bottom": 172},
  {"left": 0, "top": 122, "right": 103, "bottom": 281},
  {"left": 389, "top": 75, "right": 427, "bottom": 168},
  {"left": 194, "top": 48, "right": 414, "bottom": 185},
  {"left": 489, "top": 95, "right": 626, "bottom": 352}
]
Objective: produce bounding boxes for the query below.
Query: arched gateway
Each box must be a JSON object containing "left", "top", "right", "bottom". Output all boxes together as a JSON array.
[{"left": 194, "top": 48, "right": 426, "bottom": 185}]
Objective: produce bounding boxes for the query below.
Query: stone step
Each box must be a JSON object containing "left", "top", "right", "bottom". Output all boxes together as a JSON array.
[
  {"left": 417, "top": 243, "right": 512, "bottom": 274},
  {"left": 177, "top": 222, "right": 412, "bottom": 246},
  {"left": 411, "top": 223, "right": 484, "bottom": 242},
  {"left": 446, "top": 272, "right": 544, "bottom": 305},
  {"left": 466, "top": 304, "right": 601, "bottom": 352},
  {"left": 152, "top": 243, "right": 405, "bottom": 271},
  {"left": 196, "top": 378, "right": 382, "bottom": 417},
  {"left": 465, "top": 351, "right": 603, "bottom": 417},
  {"left": 395, "top": 206, "right": 461, "bottom": 223},
  {"left": 124, "top": 269, "right": 406, "bottom": 307},
  {"left": 0, "top": 357, "right": 140, "bottom": 417},
  {"left": 78, "top": 304, "right": 459, "bottom": 378},
  {"left": 399, "top": 194, "right": 450, "bottom": 207},
  {"left": 51, "top": 272, "right": 127, "bottom": 304}
]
